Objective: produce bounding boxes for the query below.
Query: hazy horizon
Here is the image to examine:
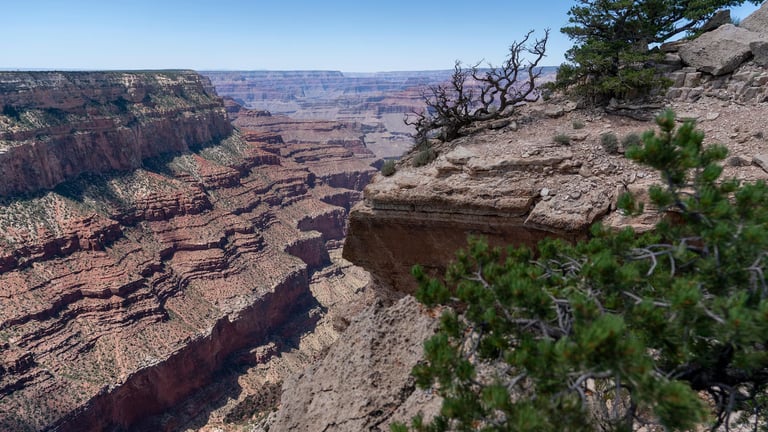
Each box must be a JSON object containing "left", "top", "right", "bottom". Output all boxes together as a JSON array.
[
  {"left": 0, "top": 1, "right": 761, "bottom": 73},
  {"left": 0, "top": 66, "right": 560, "bottom": 74}
]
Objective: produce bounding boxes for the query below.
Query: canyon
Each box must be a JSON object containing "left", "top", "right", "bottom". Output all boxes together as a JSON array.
[
  {"left": 2, "top": 7, "right": 768, "bottom": 429},
  {"left": 0, "top": 71, "right": 377, "bottom": 430},
  {"left": 203, "top": 70, "right": 451, "bottom": 160},
  {"left": 203, "top": 69, "right": 558, "bottom": 160}
]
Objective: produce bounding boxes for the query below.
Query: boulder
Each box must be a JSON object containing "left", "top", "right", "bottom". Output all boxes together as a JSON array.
[
  {"left": 663, "top": 52, "right": 683, "bottom": 66},
  {"left": 659, "top": 53, "right": 683, "bottom": 72},
  {"left": 545, "top": 106, "right": 566, "bottom": 118},
  {"left": 678, "top": 24, "right": 764, "bottom": 75},
  {"left": 741, "top": 2, "right": 768, "bottom": 35},
  {"left": 751, "top": 40, "right": 768, "bottom": 66}
]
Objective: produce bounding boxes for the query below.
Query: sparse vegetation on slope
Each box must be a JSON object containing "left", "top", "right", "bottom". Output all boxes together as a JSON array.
[
  {"left": 553, "top": 133, "right": 571, "bottom": 146},
  {"left": 381, "top": 159, "right": 397, "bottom": 176},
  {"left": 621, "top": 132, "right": 642, "bottom": 151},
  {"left": 412, "top": 139, "right": 437, "bottom": 168},
  {"left": 600, "top": 132, "right": 619, "bottom": 154}
]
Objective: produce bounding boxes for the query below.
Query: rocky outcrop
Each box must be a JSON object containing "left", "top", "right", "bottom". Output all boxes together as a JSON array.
[
  {"left": 666, "top": 64, "right": 768, "bottom": 103},
  {"left": 342, "top": 93, "right": 768, "bottom": 295},
  {"left": 665, "top": 4, "right": 768, "bottom": 104},
  {"left": 672, "top": 4, "right": 768, "bottom": 80},
  {"left": 678, "top": 24, "right": 764, "bottom": 75},
  {"left": 343, "top": 125, "right": 619, "bottom": 293},
  {"left": 0, "top": 73, "right": 378, "bottom": 431}
]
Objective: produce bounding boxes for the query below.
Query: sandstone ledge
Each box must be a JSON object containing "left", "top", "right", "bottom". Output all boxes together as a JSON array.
[
  {"left": 345, "top": 124, "right": 627, "bottom": 294},
  {"left": 344, "top": 96, "right": 768, "bottom": 296}
]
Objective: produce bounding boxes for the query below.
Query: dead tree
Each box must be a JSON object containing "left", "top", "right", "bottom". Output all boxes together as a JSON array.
[{"left": 406, "top": 29, "right": 549, "bottom": 143}]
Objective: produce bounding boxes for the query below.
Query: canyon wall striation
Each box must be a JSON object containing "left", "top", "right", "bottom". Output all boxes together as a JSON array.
[
  {"left": 203, "top": 69, "right": 558, "bottom": 160},
  {"left": 0, "top": 71, "right": 232, "bottom": 196},
  {"left": 0, "top": 71, "right": 377, "bottom": 431},
  {"left": 203, "top": 70, "right": 446, "bottom": 159}
]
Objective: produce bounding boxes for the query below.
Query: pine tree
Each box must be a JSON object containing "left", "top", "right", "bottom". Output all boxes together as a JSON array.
[
  {"left": 553, "top": 0, "right": 761, "bottom": 104},
  {"left": 394, "top": 110, "right": 768, "bottom": 431}
]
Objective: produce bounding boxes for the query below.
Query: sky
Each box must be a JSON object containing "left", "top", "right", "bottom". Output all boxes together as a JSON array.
[{"left": 0, "top": 1, "right": 762, "bottom": 73}]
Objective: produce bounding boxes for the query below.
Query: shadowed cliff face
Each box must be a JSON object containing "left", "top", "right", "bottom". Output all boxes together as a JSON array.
[{"left": 0, "top": 72, "right": 377, "bottom": 431}]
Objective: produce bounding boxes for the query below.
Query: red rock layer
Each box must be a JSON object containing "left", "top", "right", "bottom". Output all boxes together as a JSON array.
[
  {"left": 0, "top": 71, "right": 232, "bottom": 196},
  {"left": 0, "top": 79, "right": 377, "bottom": 430}
]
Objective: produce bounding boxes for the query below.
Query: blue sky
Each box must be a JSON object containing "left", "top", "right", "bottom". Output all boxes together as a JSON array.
[{"left": 0, "top": 1, "right": 761, "bottom": 72}]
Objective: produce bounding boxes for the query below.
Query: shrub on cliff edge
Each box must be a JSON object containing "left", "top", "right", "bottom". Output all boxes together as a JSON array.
[
  {"left": 394, "top": 110, "right": 768, "bottom": 431},
  {"left": 381, "top": 159, "right": 397, "bottom": 177},
  {"left": 412, "top": 139, "right": 437, "bottom": 168},
  {"left": 406, "top": 30, "right": 549, "bottom": 143}
]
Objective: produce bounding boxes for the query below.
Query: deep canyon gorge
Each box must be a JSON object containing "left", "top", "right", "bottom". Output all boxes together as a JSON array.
[
  {"left": 2, "top": 8, "right": 768, "bottom": 428},
  {"left": 202, "top": 69, "right": 555, "bottom": 160},
  {"left": 201, "top": 70, "right": 453, "bottom": 159},
  {"left": 0, "top": 71, "right": 377, "bottom": 430}
]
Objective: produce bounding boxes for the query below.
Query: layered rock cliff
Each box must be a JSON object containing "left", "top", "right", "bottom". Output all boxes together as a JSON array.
[
  {"left": 0, "top": 71, "right": 232, "bottom": 196},
  {"left": 0, "top": 71, "right": 377, "bottom": 431}
]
